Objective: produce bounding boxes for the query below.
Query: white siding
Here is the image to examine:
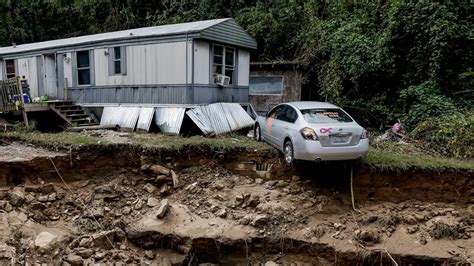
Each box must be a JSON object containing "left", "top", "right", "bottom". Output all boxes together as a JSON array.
[
  {"left": 64, "top": 53, "right": 73, "bottom": 88},
  {"left": 193, "top": 40, "right": 210, "bottom": 84},
  {"left": 238, "top": 49, "right": 250, "bottom": 86},
  {"left": 0, "top": 61, "right": 3, "bottom": 80},
  {"left": 94, "top": 41, "right": 188, "bottom": 86},
  {"left": 17, "top": 57, "right": 39, "bottom": 98}
]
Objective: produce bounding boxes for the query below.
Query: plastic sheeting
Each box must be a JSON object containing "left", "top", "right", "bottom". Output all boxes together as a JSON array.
[
  {"left": 154, "top": 107, "right": 185, "bottom": 135},
  {"left": 136, "top": 107, "right": 155, "bottom": 132}
]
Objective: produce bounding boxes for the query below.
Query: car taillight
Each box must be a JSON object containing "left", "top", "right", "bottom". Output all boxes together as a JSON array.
[
  {"left": 300, "top": 127, "right": 319, "bottom": 141},
  {"left": 361, "top": 129, "right": 368, "bottom": 139}
]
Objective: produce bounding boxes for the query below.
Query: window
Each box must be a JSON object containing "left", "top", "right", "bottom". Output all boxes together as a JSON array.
[
  {"left": 109, "top": 46, "right": 126, "bottom": 76},
  {"left": 249, "top": 76, "right": 283, "bottom": 95},
  {"left": 6, "top": 59, "right": 15, "bottom": 79},
  {"left": 279, "top": 105, "right": 298, "bottom": 123},
  {"left": 76, "top": 50, "right": 91, "bottom": 85},
  {"left": 300, "top": 108, "right": 353, "bottom": 123},
  {"left": 267, "top": 105, "right": 286, "bottom": 120},
  {"left": 212, "top": 45, "right": 235, "bottom": 84},
  {"left": 113, "top": 47, "right": 121, "bottom": 74}
]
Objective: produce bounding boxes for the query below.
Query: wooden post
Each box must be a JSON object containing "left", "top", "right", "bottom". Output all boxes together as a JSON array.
[
  {"left": 64, "top": 78, "right": 68, "bottom": 100},
  {"left": 17, "top": 77, "right": 29, "bottom": 127}
]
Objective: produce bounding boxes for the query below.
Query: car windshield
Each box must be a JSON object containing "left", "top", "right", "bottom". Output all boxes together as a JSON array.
[{"left": 300, "top": 108, "right": 353, "bottom": 123}]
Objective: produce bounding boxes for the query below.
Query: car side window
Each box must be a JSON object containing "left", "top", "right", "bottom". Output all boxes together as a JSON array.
[
  {"left": 267, "top": 105, "right": 285, "bottom": 119},
  {"left": 285, "top": 106, "right": 298, "bottom": 123}
]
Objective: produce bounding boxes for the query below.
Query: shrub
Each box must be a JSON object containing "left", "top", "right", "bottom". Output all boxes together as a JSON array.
[{"left": 410, "top": 111, "right": 473, "bottom": 159}]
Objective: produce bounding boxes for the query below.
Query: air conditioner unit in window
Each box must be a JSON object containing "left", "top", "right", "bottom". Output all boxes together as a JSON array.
[{"left": 214, "top": 74, "right": 230, "bottom": 87}]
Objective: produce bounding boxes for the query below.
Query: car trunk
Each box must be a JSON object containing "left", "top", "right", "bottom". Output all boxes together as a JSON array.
[{"left": 308, "top": 123, "right": 363, "bottom": 147}]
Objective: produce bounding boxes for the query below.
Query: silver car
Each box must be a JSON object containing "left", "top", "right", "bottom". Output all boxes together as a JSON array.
[{"left": 254, "top": 101, "right": 369, "bottom": 164}]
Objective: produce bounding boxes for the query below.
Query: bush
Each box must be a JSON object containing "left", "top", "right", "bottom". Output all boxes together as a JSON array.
[
  {"left": 398, "top": 81, "right": 457, "bottom": 129},
  {"left": 410, "top": 111, "right": 473, "bottom": 159}
]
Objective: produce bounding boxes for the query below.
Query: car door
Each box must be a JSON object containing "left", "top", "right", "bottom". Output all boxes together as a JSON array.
[
  {"left": 262, "top": 105, "right": 285, "bottom": 147},
  {"left": 271, "top": 105, "right": 299, "bottom": 149}
]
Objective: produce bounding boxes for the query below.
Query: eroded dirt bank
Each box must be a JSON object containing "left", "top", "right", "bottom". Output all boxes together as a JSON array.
[{"left": 0, "top": 141, "right": 472, "bottom": 265}]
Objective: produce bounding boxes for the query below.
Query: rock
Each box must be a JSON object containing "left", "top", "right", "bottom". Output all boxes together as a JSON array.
[
  {"left": 134, "top": 199, "right": 145, "bottom": 210},
  {"left": 86, "top": 208, "right": 104, "bottom": 219},
  {"left": 24, "top": 193, "right": 35, "bottom": 203},
  {"left": 159, "top": 183, "right": 170, "bottom": 194},
  {"left": 25, "top": 183, "right": 55, "bottom": 194},
  {"left": 122, "top": 206, "right": 132, "bottom": 215},
  {"left": 216, "top": 208, "right": 227, "bottom": 218},
  {"left": 355, "top": 229, "right": 381, "bottom": 245},
  {"left": 35, "top": 231, "right": 58, "bottom": 250},
  {"left": 255, "top": 178, "right": 263, "bottom": 184},
  {"left": 78, "top": 237, "right": 93, "bottom": 248},
  {"left": 148, "top": 164, "right": 170, "bottom": 176},
  {"left": 185, "top": 182, "right": 200, "bottom": 193},
  {"left": 251, "top": 215, "right": 268, "bottom": 226},
  {"left": 156, "top": 199, "right": 170, "bottom": 219},
  {"left": 265, "top": 262, "right": 278, "bottom": 266},
  {"left": 31, "top": 202, "right": 47, "bottom": 210},
  {"left": 0, "top": 244, "right": 16, "bottom": 264},
  {"left": 248, "top": 195, "right": 260, "bottom": 208},
  {"left": 147, "top": 197, "right": 160, "bottom": 207},
  {"left": 155, "top": 175, "right": 172, "bottom": 184},
  {"left": 65, "top": 254, "right": 83, "bottom": 266},
  {"left": 4, "top": 202, "right": 12, "bottom": 212},
  {"left": 214, "top": 194, "right": 225, "bottom": 201},
  {"left": 403, "top": 214, "right": 418, "bottom": 225},
  {"left": 143, "top": 183, "right": 157, "bottom": 193},
  {"left": 37, "top": 195, "right": 49, "bottom": 202},
  {"left": 91, "top": 229, "right": 124, "bottom": 249},
  {"left": 291, "top": 175, "right": 300, "bottom": 182},
  {"left": 94, "top": 252, "right": 107, "bottom": 260},
  {"left": 264, "top": 180, "right": 278, "bottom": 189},
  {"left": 406, "top": 226, "right": 419, "bottom": 234},
  {"left": 171, "top": 170, "right": 179, "bottom": 188},
  {"left": 8, "top": 187, "right": 25, "bottom": 206},
  {"left": 47, "top": 193, "right": 57, "bottom": 201},
  {"left": 235, "top": 194, "right": 244, "bottom": 205},
  {"left": 144, "top": 250, "right": 155, "bottom": 259},
  {"left": 0, "top": 200, "right": 8, "bottom": 209},
  {"left": 414, "top": 213, "right": 426, "bottom": 222},
  {"left": 74, "top": 247, "right": 94, "bottom": 258},
  {"left": 240, "top": 214, "right": 252, "bottom": 225}
]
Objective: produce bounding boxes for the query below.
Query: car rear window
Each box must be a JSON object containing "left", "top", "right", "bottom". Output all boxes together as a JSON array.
[{"left": 300, "top": 108, "right": 353, "bottom": 123}]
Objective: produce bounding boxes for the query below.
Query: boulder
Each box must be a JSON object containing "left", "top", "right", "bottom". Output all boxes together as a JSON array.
[
  {"left": 147, "top": 197, "right": 160, "bottom": 207},
  {"left": 35, "top": 231, "right": 58, "bottom": 251},
  {"left": 156, "top": 199, "right": 170, "bottom": 219},
  {"left": 251, "top": 215, "right": 268, "bottom": 226}
]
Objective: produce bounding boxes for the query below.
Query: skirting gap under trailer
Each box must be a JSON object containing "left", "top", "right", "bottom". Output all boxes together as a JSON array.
[{"left": 99, "top": 102, "right": 255, "bottom": 136}]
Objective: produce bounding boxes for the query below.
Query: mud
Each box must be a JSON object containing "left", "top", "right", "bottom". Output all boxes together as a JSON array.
[{"left": 0, "top": 141, "right": 472, "bottom": 265}]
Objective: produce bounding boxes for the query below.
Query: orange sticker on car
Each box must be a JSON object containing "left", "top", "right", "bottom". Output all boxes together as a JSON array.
[{"left": 266, "top": 117, "right": 274, "bottom": 134}]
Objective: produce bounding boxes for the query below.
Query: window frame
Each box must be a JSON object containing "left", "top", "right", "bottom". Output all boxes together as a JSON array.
[
  {"left": 249, "top": 75, "right": 284, "bottom": 96},
  {"left": 113, "top": 47, "right": 121, "bottom": 75},
  {"left": 76, "top": 50, "right": 91, "bottom": 86},
  {"left": 212, "top": 44, "right": 236, "bottom": 85},
  {"left": 5, "top": 59, "right": 16, "bottom": 79},
  {"left": 109, "top": 46, "right": 127, "bottom": 76}
]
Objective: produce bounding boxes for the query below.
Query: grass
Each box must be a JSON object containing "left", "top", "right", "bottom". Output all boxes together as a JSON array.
[{"left": 0, "top": 130, "right": 472, "bottom": 171}]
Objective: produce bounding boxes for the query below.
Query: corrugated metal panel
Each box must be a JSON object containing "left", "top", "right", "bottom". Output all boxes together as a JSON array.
[
  {"left": 201, "top": 103, "right": 231, "bottom": 135},
  {"left": 100, "top": 106, "right": 139, "bottom": 130},
  {"left": 0, "top": 19, "right": 229, "bottom": 55},
  {"left": 221, "top": 103, "right": 255, "bottom": 130},
  {"left": 154, "top": 107, "right": 185, "bottom": 135},
  {"left": 137, "top": 107, "right": 155, "bottom": 131},
  {"left": 186, "top": 108, "right": 215, "bottom": 136}
]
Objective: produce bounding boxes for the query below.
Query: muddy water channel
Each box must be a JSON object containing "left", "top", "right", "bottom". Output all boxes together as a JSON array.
[{"left": 0, "top": 142, "right": 473, "bottom": 265}]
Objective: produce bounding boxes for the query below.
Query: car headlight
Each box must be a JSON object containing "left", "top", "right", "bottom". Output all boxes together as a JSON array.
[
  {"left": 300, "top": 127, "right": 319, "bottom": 141},
  {"left": 361, "top": 129, "right": 368, "bottom": 139}
]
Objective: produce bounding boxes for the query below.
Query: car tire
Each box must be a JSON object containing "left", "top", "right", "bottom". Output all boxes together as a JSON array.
[
  {"left": 283, "top": 139, "right": 294, "bottom": 166},
  {"left": 254, "top": 123, "right": 261, "bottom": 141}
]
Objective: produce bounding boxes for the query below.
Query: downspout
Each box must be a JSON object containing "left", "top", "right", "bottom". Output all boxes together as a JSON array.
[
  {"left": 185, "top": 31, "right": 189, "bottom": 103},
  {"left": 191, "top": 38, "right": 195, "bottom": 104}
]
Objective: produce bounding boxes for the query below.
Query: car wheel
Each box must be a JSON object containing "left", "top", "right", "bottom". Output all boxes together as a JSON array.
[
  {"left": 254, "top": 123, "right": 261, "bottom": 141},
  {"left": 284, "top": 139, "right": 294, "bottom": 165}
]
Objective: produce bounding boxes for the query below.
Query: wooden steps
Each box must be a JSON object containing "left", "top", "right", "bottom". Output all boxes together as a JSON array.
[{"left": 48, "top": 101, "right": 98, "bottom": 127}]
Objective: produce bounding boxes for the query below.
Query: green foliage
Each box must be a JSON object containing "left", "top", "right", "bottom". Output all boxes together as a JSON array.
[
  {"left": 398, "top": 81, "right": 457, "bottom": 129},
  {"left": 410, "top": 111, "right": 474, "bottom": 159}
]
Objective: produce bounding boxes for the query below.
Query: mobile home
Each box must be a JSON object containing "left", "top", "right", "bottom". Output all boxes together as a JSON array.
[{"left": 0, "top": 18, "right": 256, "bottom": 106}]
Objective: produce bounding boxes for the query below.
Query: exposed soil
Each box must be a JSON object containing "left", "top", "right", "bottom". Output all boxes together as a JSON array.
[{"left": 0, "top": 141, "right": 472, "bottom": 265}]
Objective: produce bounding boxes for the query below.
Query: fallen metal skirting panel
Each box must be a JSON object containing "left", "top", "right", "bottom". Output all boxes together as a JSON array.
[
  {"left": 201, "top": 103, "right": 231, "bottom": 135},
  {"left": 187, "top": 103, "right": 254, "bottom": 136},
  {"left": 186, "top": 108, "right": 215, "bottom": 137},
  {"left": 221, "top": 102, "right": 255, "bottom": 131},
  {"left": 137, "top": 107, "right": 155, "bottom": 132},
  {"left": 154, "top": 107, "right": 185, "bottom": 135},
  {"left": 100, "top": 106, "right": 140, "bottom": 130}
]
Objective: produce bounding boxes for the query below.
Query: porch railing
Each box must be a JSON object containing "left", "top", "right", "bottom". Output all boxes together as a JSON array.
[{"left": 0, "top": 77, "right": 29, "bottom": 126}]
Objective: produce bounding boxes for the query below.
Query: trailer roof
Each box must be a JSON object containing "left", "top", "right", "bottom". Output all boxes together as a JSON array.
[{"left": 0, "top": 18, "right": 256, "bottom": 57}]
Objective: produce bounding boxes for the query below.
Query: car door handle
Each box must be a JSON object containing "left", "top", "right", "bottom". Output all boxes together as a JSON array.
[
  {"left": 284, "top": 126, "right": 289, "bottom": 130},
  {"left": 271, "top": 125, "right": 275, "bottom": 127}
]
